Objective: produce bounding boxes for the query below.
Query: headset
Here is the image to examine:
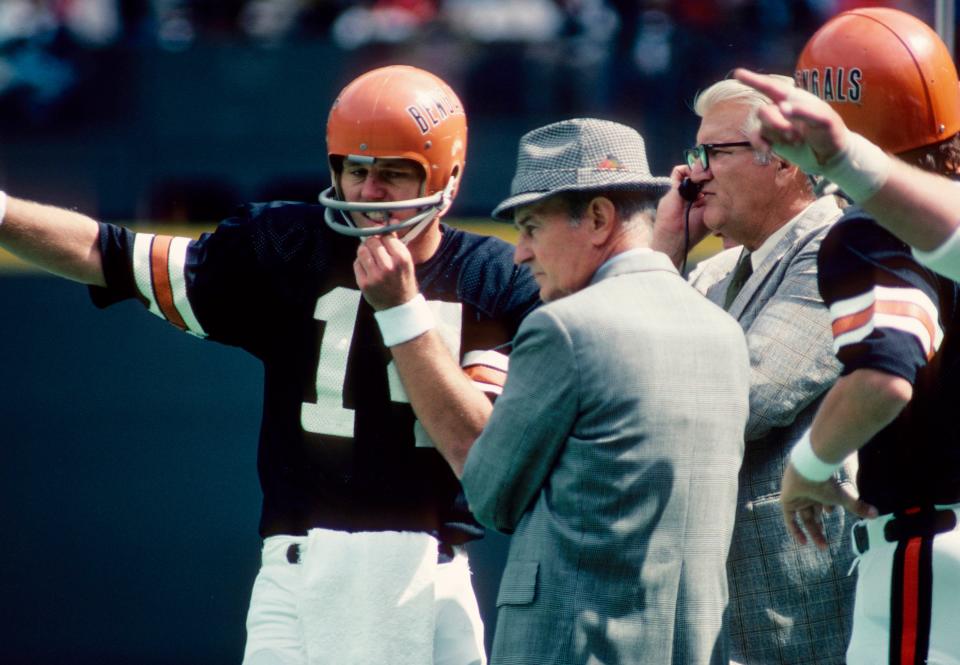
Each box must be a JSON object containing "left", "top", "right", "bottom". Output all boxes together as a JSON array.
[
  {"left": 677, "top": 178, "right": 702, "bottom": 274},
  {"left": 678, "top": 177, "right": 702, "bottom": 202}
]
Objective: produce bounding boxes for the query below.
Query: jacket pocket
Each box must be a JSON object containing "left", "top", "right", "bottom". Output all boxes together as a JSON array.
[{"left": 496, "top": 560, "right": 539, "bottom": 607}]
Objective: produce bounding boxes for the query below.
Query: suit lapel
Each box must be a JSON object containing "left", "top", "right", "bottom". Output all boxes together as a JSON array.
[{"left": 725, "top": 196, "right": 840, "bottom": 319}]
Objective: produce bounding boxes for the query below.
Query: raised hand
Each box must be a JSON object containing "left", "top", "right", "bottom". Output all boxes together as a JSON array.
[
  {"left": 733, "top": 68, "right": 849, "bottom": 173},
  {"left": 652, "top": 164, "right": 710, "bottom": 268}
]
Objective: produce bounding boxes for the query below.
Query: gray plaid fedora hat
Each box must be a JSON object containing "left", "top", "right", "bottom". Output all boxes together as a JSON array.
[{"left": 491, "top": 118, "right": 672, "bottom": 221}]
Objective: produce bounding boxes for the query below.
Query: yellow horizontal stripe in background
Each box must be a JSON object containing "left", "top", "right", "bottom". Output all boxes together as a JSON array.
[{"left": 0, "top": 219, "right": 723, "bottom": 273}]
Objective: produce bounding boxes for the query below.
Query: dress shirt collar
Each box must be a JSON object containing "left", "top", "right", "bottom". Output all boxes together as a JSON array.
[{"left": 749, "top": 208, "right": 805, "bottom": 270}]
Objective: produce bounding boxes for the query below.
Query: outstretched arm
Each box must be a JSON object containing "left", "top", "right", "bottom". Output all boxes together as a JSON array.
[
  {"left": 733, "top": 69, "right": 960, "bottom": 255},
  {"left": 0, "top": 194, "right": 105, "bottom": 285}
]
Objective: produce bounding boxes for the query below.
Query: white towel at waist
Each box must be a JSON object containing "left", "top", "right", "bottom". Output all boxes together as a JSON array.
[{"left": 300, "top": 528, "right": 439, "bottom": 665}]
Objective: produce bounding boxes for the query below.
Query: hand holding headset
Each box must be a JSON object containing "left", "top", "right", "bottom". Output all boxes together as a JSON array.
[{"left": 676, "top": 177, "right": 702, "bottom": 273}]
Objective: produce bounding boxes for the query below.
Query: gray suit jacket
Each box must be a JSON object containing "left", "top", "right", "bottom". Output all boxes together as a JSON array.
[
  {"left": 463, "top": 250, "right": 751, "bottom": 665},
  {"left": 689, "top": 196, "right": 856, "bottom": 665}
]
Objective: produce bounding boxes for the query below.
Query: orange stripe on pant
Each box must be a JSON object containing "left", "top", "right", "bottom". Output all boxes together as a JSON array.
[
  {"left": 899, "top": 537, "right": 922, "bottom": 665},
  {"left": 149, "top": 235, "right": 188, "bottom": 330}
]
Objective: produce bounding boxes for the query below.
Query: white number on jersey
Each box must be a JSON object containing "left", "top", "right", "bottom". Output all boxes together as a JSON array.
[{"left": 300, "top": 287, "right": 462, "bottom": 445}]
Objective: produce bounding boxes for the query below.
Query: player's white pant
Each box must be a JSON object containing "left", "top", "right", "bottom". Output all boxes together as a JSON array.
[
  {"left": 243, "top": 531, "right": 486, "bottom": 665},
  {"left": 846, "top": 504, "right": 960, "bottom": 665}
]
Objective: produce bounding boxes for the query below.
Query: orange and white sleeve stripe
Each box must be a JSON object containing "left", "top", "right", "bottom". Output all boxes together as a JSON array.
[
  {"left": 132, "top": 233, "right": 207, "bottom": 338},
  {"left": 830, "top": 285, "right": 942, "bottom": 360},
  {"left": 462, "top": 349, "right": 509, "bottom": 396}
]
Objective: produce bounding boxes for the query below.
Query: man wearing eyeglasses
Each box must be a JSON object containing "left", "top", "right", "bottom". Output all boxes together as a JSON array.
[{"left": 653, "top": 74, "right": 854, "bottom": 665}]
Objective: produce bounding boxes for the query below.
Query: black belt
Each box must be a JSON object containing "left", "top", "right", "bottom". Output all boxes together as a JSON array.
[
  {"left": 286, "top": 540, "right": 456, "bottom": 565},
  {"left": 853, "top": 508, "right": 958, "bottom": 554}
]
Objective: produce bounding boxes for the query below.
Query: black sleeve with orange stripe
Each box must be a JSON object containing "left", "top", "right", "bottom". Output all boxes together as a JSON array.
[
  {"left": 818, "top": 214, "right": 942, "bottom": 383},
  {"left": 90, "top": 215, "right": 271, "bottom": 352}
]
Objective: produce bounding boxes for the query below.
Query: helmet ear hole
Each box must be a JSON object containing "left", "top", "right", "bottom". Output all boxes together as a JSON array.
[{"left": 448, "top": 164, "right": 462, "bottom": 194}]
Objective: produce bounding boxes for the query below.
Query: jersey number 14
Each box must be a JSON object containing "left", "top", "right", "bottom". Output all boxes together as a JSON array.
[{"left": 299, "top": 286, "right": 462, "bottom": 443}]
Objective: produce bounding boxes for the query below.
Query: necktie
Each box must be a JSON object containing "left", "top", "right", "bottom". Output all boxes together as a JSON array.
[{"left": 723, "top": 251, "right": 753, "bottom": 309}]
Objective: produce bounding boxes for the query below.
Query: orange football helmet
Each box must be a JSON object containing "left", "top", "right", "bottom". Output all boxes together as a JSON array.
[
  {"left": 795, "top": 7, "right": 960, "bottom": 155},
  {"left": 319, "top": 65, "right": 468, "bottom": 239}
]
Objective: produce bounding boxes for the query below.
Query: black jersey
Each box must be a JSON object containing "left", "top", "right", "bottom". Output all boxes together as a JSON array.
[
  {"left": 91, "top": 202, "right": 540, "bottom": 542},
  {"left": 818, "top": 210, "right": 960, "bottom": 514}
]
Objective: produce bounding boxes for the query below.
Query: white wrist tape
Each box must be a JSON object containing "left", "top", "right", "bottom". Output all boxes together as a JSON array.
[
  {"left": 912, "top": 224, "right": 960, "bottom": 283},
  {"left": 0, "top": 190, "right": 7, "bottom": 227},
  {"left": 789, "top": 429, "right": 841, "bottom": 482},
  {"left": 374, "top": 293, "right": 435, "bottom": 347},
  {"left": 820, "top": 131, "right": 892, "bottom": 203}
]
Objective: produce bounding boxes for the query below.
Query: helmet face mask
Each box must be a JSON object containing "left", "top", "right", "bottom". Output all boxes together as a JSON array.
[
  {"left": 321, "top": 65, "right": 467, "bottom": 242},
  {"left": 795, "top": 7, "right": 960, "bottom": 156},
  {"left": 318, "top": 155, "right": 459, "bottom": 241}
]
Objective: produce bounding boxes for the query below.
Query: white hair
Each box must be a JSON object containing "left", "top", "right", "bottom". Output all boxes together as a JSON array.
[
  {"left": 693, "top": 74, "right": 796, "bottom": 138},
  {"left": 693, "top": 73, "right": 818, "bottom": 184}
]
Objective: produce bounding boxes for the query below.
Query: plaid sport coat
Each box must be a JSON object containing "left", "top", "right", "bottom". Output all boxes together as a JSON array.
[{"left": 689, "top": 196, "right": 856, "bottom": 665}]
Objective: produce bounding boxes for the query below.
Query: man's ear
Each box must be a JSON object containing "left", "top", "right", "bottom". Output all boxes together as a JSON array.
[
  {"left": 774, "top": 157, "right": 800, "bottom": 184},
  {"left": 587, "top": 196, "right": 617, "bottom": 245}
]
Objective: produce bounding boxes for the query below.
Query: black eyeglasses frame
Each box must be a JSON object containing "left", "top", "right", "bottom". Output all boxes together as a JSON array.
[{"left": 683, "top": 141, "right": 754, "bottom": 171}]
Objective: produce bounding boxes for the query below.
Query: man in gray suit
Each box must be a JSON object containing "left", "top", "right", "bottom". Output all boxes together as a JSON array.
[
  {"left": 456, "top": 118, "right": 749, "bottom": 664},
  {"left": 653, "top": 75, "right": 855, "bottom": 664}
]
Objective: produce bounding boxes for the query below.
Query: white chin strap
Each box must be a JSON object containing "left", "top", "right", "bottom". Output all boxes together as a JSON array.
[{"left": 319, "top": 175, "right": 457, "bottom": 246}]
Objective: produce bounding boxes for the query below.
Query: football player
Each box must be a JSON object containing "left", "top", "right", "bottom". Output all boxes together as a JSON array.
[
  {"left": 737, "top": 9, "right": 960, "bottom": 664},
  {"left": 0, "top": 65, "right": 539, "bottom": 665}
]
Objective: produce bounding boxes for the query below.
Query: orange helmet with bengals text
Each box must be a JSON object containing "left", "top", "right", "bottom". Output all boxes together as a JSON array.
[
  {"left": 795, "top": 7, "right": 960, "bottom": 155},
  {"left": 319, "top": 65, "right": 468, "bottom": 238}
]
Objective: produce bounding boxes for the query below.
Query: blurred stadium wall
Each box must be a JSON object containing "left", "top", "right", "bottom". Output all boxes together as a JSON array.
[{"left": 0, "top": 2, "right": 936, "bottom": 661}]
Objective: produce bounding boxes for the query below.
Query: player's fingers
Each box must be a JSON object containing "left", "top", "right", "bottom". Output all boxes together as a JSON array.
[
  {"left": 365, "top": 236, "right": 395, "bottom": 272},
  {"left": 359, "top": 236, "right": 395, "bottom": 273},
  {"left": 755, "top": 105, "right": 797, "bottom": 142},
  {"left": 799, "top": 506, "right": 829, "bottom": 550},
  {"left": 380, "top": 232, "right": 412, "bottom": 264},
  {"left": 352, "top": 257, "right": 367, "bottom": 286},
  {"left": 778, "top": 90, "right": 834, "bottom": 129},
  {"left": 835, "top": 480, "right": 880, "bottom": 520},
  {"left": 356, "top": 241, "right": 376, "bottom": 271},
  {"left": 733, "top": 68, "right": 791, "bottom": 102},
  {"left": 783, "top": 508, "right": 809, "bottom": 546}
]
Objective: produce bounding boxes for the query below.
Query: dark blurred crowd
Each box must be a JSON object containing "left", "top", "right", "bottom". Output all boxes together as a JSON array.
[{"left": 0, "top": 0, "right": 934, "bottom": 125}]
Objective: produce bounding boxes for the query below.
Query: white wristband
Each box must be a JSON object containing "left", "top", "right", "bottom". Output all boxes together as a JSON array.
[
  {"left": 821, "top": 131, "right": 892, "bottom": 203},
  {"left": 789, "top": 429, "right": 841, "bottom": 482},
  {"left": 912, "top": 224, "right": 960, "bottom": 282},
  {"left": 0, "top": 190, "right": 7, "bottom": 227},
  {"left": 373, "top": 293, "right": 435, "bottom": 347}
]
